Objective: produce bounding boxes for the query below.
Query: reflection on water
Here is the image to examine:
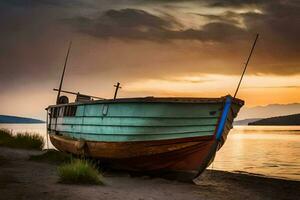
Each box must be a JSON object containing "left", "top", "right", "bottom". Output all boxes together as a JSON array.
[
  {"left": 0, "top": 124, "right": 299, "bottom": 181},
  {"left": 211, "top": 126, "right": 300, "bottom": 181}
]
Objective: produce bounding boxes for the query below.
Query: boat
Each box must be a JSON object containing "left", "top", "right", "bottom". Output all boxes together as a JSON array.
[{"left": 46, "top": 34, "right": 258, "bottom": 180}]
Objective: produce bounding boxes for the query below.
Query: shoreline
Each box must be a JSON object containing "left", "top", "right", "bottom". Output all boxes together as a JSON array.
[
  {"left": 1, "top": 125, "right": 299, "bottom": 182},
  {"left": 1, "top": 147, "right": 299, "bottom": 200},
  {"left": 228, "top": 170, "right": 299, "bottom": 182}
]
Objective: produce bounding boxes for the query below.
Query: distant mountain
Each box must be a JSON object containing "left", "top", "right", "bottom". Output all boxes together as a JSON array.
[
  {"left": 234, "top": 118, "right": 262, "bottom": 125},
  {"left": 237, "top": 103, "right": 300, "bottom": 120},
  {"left": 0, "top": 115, "right": 44, "bottom": 124},
  {"left": 249, "top": 113, "right": 300, "bottom": 125}
]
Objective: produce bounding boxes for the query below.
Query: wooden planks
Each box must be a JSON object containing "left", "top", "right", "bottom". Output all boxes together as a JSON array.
[{"left": 50, "top": 134, "right": 215, "bottom": 171}]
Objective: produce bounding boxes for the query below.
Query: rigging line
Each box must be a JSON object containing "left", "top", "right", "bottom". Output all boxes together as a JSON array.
[{"left": 234, "top": 34, "right": 259, "bottom": 98}]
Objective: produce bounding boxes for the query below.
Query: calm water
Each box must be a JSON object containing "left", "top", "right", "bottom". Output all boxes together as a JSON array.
[
  {"left": 0, "top": 124, "right": 299, "bottom": 181},
  {"left": 211, "top": 126, "right": 300, "bottom": 181}
]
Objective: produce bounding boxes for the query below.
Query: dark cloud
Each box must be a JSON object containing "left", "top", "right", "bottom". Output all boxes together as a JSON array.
[
  {"left": 68, "top": 8, "right": 249, "bottom": 42},
  {"left": 208, "top": 0, "right": 269, "bottom": 7},
  {"left": 142, "top": 0, "right": 268, "bottom": 7},
  {"left": 103, "top": 9, "right": 170, "bottom": 28},
  {"left": 175, "top": 22, "right": 248, "bottom": 41},
  {"left": 67, "top": 0, "right": 299, "bottom": 45},
  {"left": 67, "top": 9, "right": 177, "bottom": 41},
  {"left": 0, "top": 0, "right": 84, "bottom": 7},
  {"left": 195, "top": 11, "right": 241, "bottom": 25},
  {"left": 0, "top": 0, "right": 300, "bottom": 95}
]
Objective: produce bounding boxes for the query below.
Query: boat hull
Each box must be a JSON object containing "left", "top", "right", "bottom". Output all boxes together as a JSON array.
[
  {"left": 47, "top": 96, "right": 244, "bottom": 174},
  {"left": 50, "top": 134, "right": 215, "bottom": 171}
]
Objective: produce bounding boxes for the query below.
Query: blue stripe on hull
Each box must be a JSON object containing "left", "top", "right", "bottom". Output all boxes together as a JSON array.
[{"left": 216, "top": 96, "right": 232, "bottom": 140}]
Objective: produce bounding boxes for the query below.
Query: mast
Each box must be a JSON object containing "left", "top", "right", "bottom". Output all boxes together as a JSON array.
[
  {"left": 56, "top": 41, "right": 72, "bottom": 104},
  {"left": 233, "top": 34, "right": 259, "bottom": 98}
]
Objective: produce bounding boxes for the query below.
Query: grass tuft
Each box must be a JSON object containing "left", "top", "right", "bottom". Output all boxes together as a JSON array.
[
  {"left": 58, "top": 159, "right": 103, "bottom": 185},
  {"left": 0, "top": 129, "right": 44, "bottom": 150},
  {"left": 30, "top": 149, "right": 72, "bottom": 164}
]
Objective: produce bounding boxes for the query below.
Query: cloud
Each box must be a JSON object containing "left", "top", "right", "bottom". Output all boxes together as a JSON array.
[
  {"left": 0, "top": 0, "right": 300, "bottom": 95},
  {"left": 0, "top": 0, "right": 300, "bottom": 118},
  {"left": 195, "top": 11, "right": 242, "bottom": 25},
  {"left": 0, "top": 0, "right": 84, "bottom": 7},
  {"left": 175, "top": 22, "right": 248, "bottom": 41},
  {"left": 64, "top": 0, "right": 296, "bottom": 47},
  {"left": 67, "top": 9, "right": 177, "bottom": 41},
  {"left": 208, "top": 0, "right": 269, "bottom": 7},
  {"left": 68, "top": 8, "right": 249, "bottom": 42},
  {"left": 141, "top": 0, "right": 269, "bottom": 7}
]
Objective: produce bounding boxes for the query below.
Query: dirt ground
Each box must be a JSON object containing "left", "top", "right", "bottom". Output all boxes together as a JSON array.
[{"left": 0, "top": 147, "right": 299, "bottom": 200}]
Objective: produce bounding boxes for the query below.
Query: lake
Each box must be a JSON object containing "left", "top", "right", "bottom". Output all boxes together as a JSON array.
[{"left": 0, "top": 124, "right": 299, "bottom": 181}]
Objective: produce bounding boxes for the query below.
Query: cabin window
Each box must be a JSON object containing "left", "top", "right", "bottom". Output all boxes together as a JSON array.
[
  {"left": 50, "top": 108, "right": 54, "bottom": 117},
  {"left": 70, "top": 106, "right": 77, "bottom": 116},
  {"left": 64, "top": 106, "right": 69, "bottom": 116},
  {"left": 50, "top": 106, "right": 77, "bottom": 117},
  {"left": 50, "top": 107, "right": 59, "bottom": 118},
  {"left": 63, "top": 105, "right": 77, "bottom": 117},
  {"left": 59, "top": 107, "right": 64, "bottom": 117}
]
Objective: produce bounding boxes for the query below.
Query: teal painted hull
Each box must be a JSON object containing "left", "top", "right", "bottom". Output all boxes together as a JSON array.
[
  {"left": 47, "top": 96, "right": 243, "bottom": 175},
  {"left": 47, "top": 96, "right": 243, "bottom": 142}
]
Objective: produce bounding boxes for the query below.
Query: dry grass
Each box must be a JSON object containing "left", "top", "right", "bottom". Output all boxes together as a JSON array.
[
  {"left": 0, "top": 129, "right": 44, "bottom": 150},
  {"left": 58, "top": 159, "right": 103, "bottom": 185}
]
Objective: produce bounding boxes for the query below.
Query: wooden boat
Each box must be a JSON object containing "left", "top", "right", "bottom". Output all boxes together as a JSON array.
[
  {"left": 46, "top": 35, "right": 258, "bottom": 179},
  {"left": 47, "top": 96, "right": 243, "bottom": 175}
]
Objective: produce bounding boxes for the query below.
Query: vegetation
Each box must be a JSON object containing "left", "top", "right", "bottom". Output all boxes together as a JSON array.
[
  {"left": 32, "top": 151, "right": 104, "bottom": 185},
  {"left": 0, "top": 129, "right": 102, "bottom": 185},
  {"left": 30, "top": 149, "right": 72, "bottom": 164},
  {"left": 0, "top": 129, "right": 44, "bottom": 150},
  {"left": 58, "top": 159, "right": 103, "bottom": 185}
]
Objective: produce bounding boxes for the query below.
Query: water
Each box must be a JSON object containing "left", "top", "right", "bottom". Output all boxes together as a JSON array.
[
  {"left": 211, "top": 126, "right": 300, "bottom": 181},
  {"left": 0, "top": 124, "right": 299, "bottom": 181}
]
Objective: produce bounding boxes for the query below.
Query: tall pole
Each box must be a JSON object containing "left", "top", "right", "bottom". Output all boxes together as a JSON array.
[
  {"left": 234, "top": 34, "right": 259, "bottom": 98},
  {"left": 56, "top": 41, "right": 72, "bottom": 104}
]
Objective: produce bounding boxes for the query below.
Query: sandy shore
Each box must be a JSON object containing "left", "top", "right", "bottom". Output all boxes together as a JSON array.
[{"left": 0, "top": 147, "right": 299, "bottom": 200}]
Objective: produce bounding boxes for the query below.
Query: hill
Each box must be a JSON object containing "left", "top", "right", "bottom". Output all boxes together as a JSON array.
[
  {"left": 237, "top": 103, "right": 300, "bottom": 120},
  {"left": 0, "top": 115, "right": 44, "bottom": 124},
  {"left": 234, "top": 118, "right": 262, "bottom": 125},
  {"left": 249, "top": 113, "right": 300, "bottom": 125}
]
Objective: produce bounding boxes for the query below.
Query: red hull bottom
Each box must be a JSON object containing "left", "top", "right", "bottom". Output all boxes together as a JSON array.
[
  {"left": 50, "top": 134, "right": 216, "bottom": 172},
  {"left": 106, "top": 141, "right": 215, "bottom": 172}
]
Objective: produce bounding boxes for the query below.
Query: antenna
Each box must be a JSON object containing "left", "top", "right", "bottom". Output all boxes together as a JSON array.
[
  {"left": 56, "top": 41, "right": 72, "bottom": 104},
  {"left": 233, "top": 34, "right": 259, "bottom": 98},
  {"left": 113, "top": 82, "right": 122, "bottom": 100}
]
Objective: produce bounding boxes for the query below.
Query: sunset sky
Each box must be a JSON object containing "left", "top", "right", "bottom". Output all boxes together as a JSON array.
[{"left": 0, "top": 0, "right": 299, "bottom": 119}]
